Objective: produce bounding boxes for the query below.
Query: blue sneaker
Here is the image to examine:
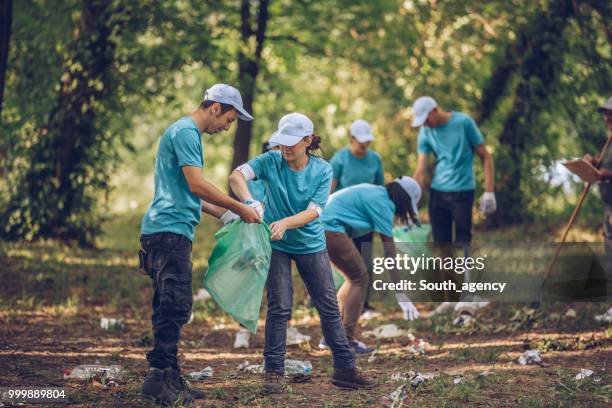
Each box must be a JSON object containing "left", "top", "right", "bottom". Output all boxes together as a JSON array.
[{"left": 351, "top": 340, "right": 375, "bottom": 354}]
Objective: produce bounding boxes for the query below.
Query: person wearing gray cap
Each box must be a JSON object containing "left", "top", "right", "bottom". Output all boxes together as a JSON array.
[
  {"left": 330, "top": 119, "right": 385, "bottom": 315},
  {"left": 583, "top": 97, "right": 612, "bottom": 255},
  {"left": 139, "top": 83, "right": 260, "bottom": 405},
  {"left": 411, "top": 96, "right": 495, "bottom": 302}
]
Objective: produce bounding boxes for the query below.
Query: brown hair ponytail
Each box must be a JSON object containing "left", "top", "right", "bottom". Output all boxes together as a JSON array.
[{"left": 307, "top": 134, "right": 324, "bottom": 157}]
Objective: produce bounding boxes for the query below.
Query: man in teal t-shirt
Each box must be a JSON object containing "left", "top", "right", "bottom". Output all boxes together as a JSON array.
[
  {"left": 411, "top": 96, "right": 495, "bottom": 302},
  {"left": 412, "top": 96, "right": 495, "bottom": 247},
  {"left": 138, "top": 84, "right": 261, "bottom": 405}
]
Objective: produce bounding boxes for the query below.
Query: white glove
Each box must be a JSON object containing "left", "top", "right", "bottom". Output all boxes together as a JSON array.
[
  {"left": 244, "top": 199, "right": 264, "bottom": 219},
  {"left": 395, "top": 293, "right": 420, "bottom": 321},
  {"left": 220, "top": 210, "right": 240, "bottom": 225},
  {"left": 479, "top": 192, "right": 496, "bottom": 215}
]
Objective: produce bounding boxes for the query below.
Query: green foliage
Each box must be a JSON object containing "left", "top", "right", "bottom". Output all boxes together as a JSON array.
[{"left": 1, "top": 0, "right": 611, "bottom": 244}]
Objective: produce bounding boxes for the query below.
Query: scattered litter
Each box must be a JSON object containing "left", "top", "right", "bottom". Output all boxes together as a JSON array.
[
  {"left": 186, "top": 312, "right": 194, "bottom": 325},
  {"left": 518, "top": 349, "right": 542, "bottom": 365},
  {"left": 237, "top": 361, "right": 264, "bottom": 374},
  {"left": 453, "top": 313, "right": 475, "bottom": 327},
  {"left": 565, "top": 308, "right": 576, "bottom": 318},
  {"left": 237, "top": 359, "right": 312, "bottom": 375},
  {"left": 575, "top": 369, "right": 593, "bottom": 381},
  {"left": 286, "top": 327, "right": 311, "bottom": 346},
  {"left": 408, "top": 371, "right": 436, "bottom": 389},
  {"left": 194, "top": 288, "right": 212, "bottom": 302},
  {"left": 64, "top": 364, "right": 124, "bottom": 384},
  {"left": 100, "top": 317, "right": 124, "bottom": 331},
  {"left": 549, "top": 313, "right": 561, "bottom": 321},
  {"left": 388, "top": 384, "right": 408, "bottom": 407},
  {"left": 594, "top": 377, "right": 602, "bottom": 383},
  {"left": 594, "top": 307, "right": 612, "bottom": 323},
  {"left": 407, "top": 339, "right": 430, "bottom": 355},
  {"left": 391, "top": 372, "right": 406, "bottom": 382},
  {"left": 285, "top": 359, "right": 312, "bottom": 375},
  {"left": 360, "top": 309, "right": 382, "bottom": 321},
  {"left": 367, "top": 349, "right": 379, "bottom": 363},
  {"left": 453, "top": 376, "right": 465, "bottom": 385},
  {"left": 362, "top": 324, "right": 414, "bottom": 339},
  {"left": 187, "top": 367, "right": 213, "bottom": 381},
  {"left": 454, "top": 301, "right": 489, "bottom": 314}
]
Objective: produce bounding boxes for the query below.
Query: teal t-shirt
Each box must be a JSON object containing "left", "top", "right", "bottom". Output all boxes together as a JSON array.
[
  {"left": 141, "top": 117, "right": 203, "bottom": 241},
  {"left": 247, "top": 151, "right": 333, "bottom": 254},
  {"left": 417, "top": 112, "right": 484, "bottom": 192},
  {"left": 322, "top": 184, "right": 395, "bottom": 238},
  {"left": 330, "top": 148, "right": 385, "bottom": 191},
  {"left": 248, "top": 179, "right": 267, "bottom": 202}
]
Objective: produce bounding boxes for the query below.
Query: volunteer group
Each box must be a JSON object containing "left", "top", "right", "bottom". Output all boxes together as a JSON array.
[{"left": 138, "top": 83, "right": 496, "bottom": 405}]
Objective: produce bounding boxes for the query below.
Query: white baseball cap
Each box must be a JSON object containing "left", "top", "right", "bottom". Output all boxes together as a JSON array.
[
  {"left": 269, "top": 113, "right": 314, "bottom": 147},
  {"left": 203, "top": 84, "right": 253, "bottom": 121},
  {"left": 394, "top": 176, "right": 421, "bottom": 216},
  {"left": 411, "top": 96, "right": 437, "bottom": 127},
  {"left": 350, "top": 119, "right": 374, "bottom": 143}
]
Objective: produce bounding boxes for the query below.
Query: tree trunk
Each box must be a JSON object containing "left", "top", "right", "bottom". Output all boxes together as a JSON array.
[
  {"left": 0, "top": 0, "right": 12, "bottom": 119},
  {"left": 230, "top": 0, "right": 269, "bottom": 173},
  {"left": 1, "top": 0, "right": 116, "bottom": 246}
]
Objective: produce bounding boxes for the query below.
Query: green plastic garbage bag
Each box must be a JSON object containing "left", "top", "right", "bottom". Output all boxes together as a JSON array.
[
  {"left": 393, "top": 224, "right": 432, "bottom": 257},
  {"left": 204, "top": 220, "right": 271, "bottom": 333},
  {"left": 332, "top": 266, "right": 345, "bottom": 290}
]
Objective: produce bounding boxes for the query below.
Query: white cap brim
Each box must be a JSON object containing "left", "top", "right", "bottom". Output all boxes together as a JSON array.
[
  {"left": 411, "top": 113, "right": 428, "bottom": 128},
  {"left": 353, "top": 133, "right": 374, "bottom": 143},
  {"left": 269, "top": 131, "right": 302, "bottom": 147},
  {"left": 235, "top": 106, "right": 253, "bottom": 121}
]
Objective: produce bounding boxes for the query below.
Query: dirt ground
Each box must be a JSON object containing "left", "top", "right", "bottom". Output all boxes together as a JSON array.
[{"left": 1, "top": 301, "right": 610, "bottom": 407}]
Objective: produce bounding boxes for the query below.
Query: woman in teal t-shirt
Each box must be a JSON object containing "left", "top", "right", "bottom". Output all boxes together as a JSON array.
[
  {"left": 229, "top": 113, "right": 374, "bottom": 393},
  {"left": 329, "top": 119, "right": 385, "bottom": 313},
  {"left": 321, "top": 178, "right": 422, "bottom": 352}
]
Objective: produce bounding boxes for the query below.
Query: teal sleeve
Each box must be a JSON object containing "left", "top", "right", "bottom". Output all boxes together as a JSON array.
[
  {"left": 312, "top": 165, "right": 333, "bottom": 209},
  {"left": 465, "top": 116, "right": 484, "bottom": 147},
  {"left": 173, "top": 129, "right": 203, "bottom": 167},
  {"left": 417, "top": 128, "right": 432, "bottom": 154},
  {"left": 330, "top": 152, "right": 343, "bottom": 181},
  {"left": 375, "top": 154, "right": 385, "bottom": 185},
  {"left": 247, "top": 151, "right": 274, "bottom": 181}
]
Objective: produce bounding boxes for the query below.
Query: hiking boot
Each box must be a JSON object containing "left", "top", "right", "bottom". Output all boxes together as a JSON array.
[
  {"left": 331, "top": 368, "right": 376, "bottom": 389},
  {"left": 141, "top": 367, "right": 177, "bottom": 406},
  {"left": 163, "top": 367, "right": 205, "bottom": 402},
  {"left": 263, "top": 372, "right": 285, "bottom": 394}
]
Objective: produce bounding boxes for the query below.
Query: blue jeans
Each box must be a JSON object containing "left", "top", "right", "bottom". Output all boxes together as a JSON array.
[{"left": 264, "top": 249, "right": 356, "bottom": 373}]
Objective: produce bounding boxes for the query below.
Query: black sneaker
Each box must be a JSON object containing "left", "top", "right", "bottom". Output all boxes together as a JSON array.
[
  {"left": 163, "top": 367, "right": 205, "bottom": 402},
  {"left": 141, "top": 368, "right": 177, "bottom": 406},
  {"left": 331, "top": 368, "right": 376, "bottom": 390},
  {"left": 263, "top": 372, "right": 285, "bottom": 394}
]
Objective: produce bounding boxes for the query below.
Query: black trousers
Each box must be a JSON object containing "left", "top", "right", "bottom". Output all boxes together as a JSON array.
[
  {"left": 140, "top": 232, "right": 193, "bottom": 370},
  {"left": 429, "top": 189, "right": 474, "bottom": 245},
  {"left": 429, "top": 189, "right": 475, "bottom": 301}
]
